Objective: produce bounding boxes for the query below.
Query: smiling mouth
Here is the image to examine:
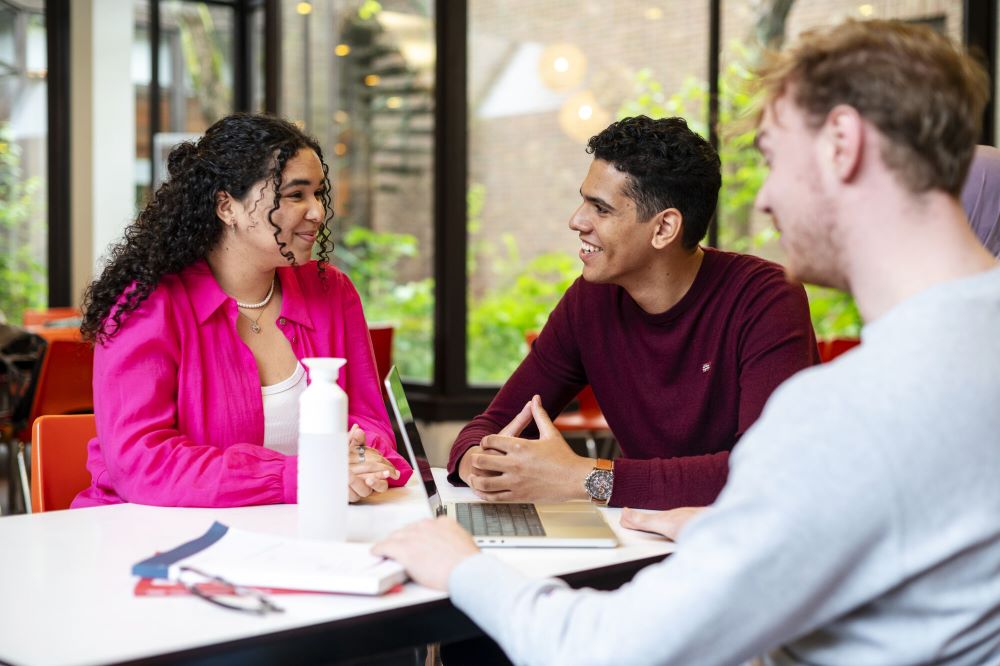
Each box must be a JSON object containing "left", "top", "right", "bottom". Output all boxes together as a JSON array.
[
  {"left": 296, "top": 231, "right": 317, "bottom": 242},
  {"left": 581, "top": 241, "right": 603, "bottom": 255}
]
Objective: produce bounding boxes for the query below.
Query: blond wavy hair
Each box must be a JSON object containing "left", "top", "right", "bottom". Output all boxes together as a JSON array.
[{"left": 754, "top": 19, "right": 989, "bottom": 195}]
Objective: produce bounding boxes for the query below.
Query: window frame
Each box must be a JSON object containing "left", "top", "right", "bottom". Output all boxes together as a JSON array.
[{"left": 44, "top": 0, "right": 997, "bottom": 420}]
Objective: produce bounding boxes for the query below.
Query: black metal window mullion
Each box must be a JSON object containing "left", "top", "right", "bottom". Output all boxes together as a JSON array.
[
  {"left": 233, "top": 0, "right": 250, "bottom": 112},
  {"left": 46, "top": 0, "right": 71, "bottom": 307},
  {"left": 707, "top": 0, "right": 721, "bottom": 248},
  {"left": 433, "top": 0, "right": 468, "bottom": 400},
  {"left": 149, "top": 0, "right": 161, "bottom": 189},
  {"left": 964, "top": 0, "right": 997, "bottom": 146}
]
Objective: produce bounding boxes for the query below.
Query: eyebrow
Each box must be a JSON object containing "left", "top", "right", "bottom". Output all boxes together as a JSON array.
[
  {"left": 280, "top": 178, "right": 321, "bottom": 191},
  {"left": 580, "top": 189, "right": 616, "bottom": 212}
]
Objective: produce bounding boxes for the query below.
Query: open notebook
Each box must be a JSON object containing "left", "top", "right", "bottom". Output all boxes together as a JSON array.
[{"left": 132, "top": 522, "right": 407, "bottom": 596}]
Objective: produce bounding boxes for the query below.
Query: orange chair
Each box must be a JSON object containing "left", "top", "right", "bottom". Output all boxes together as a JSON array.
[
  {"left": 369, "top": 324, "right": 394, "bottom": 398},
  {"left": 22, "top": 306, "right": 81, "bottom": 327},
  {"left": 525, "top": 331, "right": 615, "bottom": 459},
  {"left": 25, "top": 326, "right": 83, "bottom": 343},
  {"left": 30, "top": 414, "right": 96, "bottom": 512},
  {"left": 13, "top": 339, "right": 95, "bottom": 512},
  {"left": 818, "top": 337, "right": 861, "bottom": 363}
]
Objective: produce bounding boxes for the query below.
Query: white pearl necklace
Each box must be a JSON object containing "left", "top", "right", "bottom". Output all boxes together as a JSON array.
[{"left": 236, "top": 277, "right": 275, "bottom": 310}]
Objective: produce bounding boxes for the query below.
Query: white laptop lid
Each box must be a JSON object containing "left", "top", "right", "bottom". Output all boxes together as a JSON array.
[{"left": 384, "top": 365, "right": 444, "bottom": 516}]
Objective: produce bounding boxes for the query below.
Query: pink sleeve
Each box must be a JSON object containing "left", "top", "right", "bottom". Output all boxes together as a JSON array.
[
  {"left": 338, "top": 277, "right": 413, "bottom": 486},
  {"left": 93, "top": 290, "right": 294, "bottom": 507}
]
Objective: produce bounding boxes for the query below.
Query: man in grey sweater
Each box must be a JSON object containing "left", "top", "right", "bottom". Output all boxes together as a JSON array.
[{"left": 374, "top": 19, "right": 1000, "bottom": 665}]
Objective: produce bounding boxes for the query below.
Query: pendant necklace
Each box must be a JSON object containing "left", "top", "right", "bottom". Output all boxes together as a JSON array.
[{"left": 236, "top": 276, "right": 275, "bottom": 335}]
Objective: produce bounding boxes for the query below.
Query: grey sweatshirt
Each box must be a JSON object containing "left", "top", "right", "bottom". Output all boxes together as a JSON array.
[{"left": 450, "top": 267, "right": 1000, "bottom": 666}]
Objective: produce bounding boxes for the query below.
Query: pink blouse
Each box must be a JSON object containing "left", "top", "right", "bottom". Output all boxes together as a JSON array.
[{"left": 72, "top": 260, "right": 411, "bottom": 508}]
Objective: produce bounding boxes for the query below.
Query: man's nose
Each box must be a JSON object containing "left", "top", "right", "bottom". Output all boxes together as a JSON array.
[{"left": 568, "top": 204, "right": 589, "bottom": 231}]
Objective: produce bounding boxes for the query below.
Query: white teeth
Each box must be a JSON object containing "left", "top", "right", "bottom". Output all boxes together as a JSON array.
[{"left": 581, "top": 241, "right": 603, "bottom": 254}]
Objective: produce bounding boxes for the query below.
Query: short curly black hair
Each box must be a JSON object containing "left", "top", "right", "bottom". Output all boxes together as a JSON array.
[
  {"left": 586, "top": 116, "right": 721, "bottom": 249},
  {"left": 81, "top": 113, "right": 334, "bottom": 344}
]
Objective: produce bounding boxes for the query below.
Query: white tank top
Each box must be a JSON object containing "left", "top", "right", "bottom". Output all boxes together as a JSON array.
[{"left": 261, "top": 362, "right": 306, "bottom": 455}]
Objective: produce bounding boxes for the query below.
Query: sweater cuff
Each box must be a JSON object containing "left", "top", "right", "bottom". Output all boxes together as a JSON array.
[
  {"left": 607, "top": 457, "right": 647, "bottom": 508},
  {"left": 282, "top": 456, "right": 298, "bottom": 504},
  {"left": 446, "top": 439, "right": 476, "bottom": 486}
]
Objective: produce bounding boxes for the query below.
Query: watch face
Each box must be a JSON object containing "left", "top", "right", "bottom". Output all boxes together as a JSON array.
[{"left": 585, "top": 469, "right": 613, "bottom": 501}]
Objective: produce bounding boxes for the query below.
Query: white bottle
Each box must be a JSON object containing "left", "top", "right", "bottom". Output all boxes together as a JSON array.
[{"left": 298, "top": 357, "right": 349, "bottom": 541}]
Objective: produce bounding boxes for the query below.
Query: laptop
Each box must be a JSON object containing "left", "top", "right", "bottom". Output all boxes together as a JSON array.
[{"left": 384, "top": 366, "right": 618, "bottom": 548}]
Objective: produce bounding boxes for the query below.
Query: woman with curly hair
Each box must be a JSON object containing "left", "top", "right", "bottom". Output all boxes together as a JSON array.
[{"left": 72, "top": 113, "right": 411, "bottom": 508}]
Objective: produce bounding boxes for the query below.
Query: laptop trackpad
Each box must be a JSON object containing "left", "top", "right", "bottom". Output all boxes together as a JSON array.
[{"left": 537, "top": 504, "right": 610, "bottom": 532}]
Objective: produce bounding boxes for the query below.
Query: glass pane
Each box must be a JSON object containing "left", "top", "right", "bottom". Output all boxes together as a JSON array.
[
  {"left": 283, "top": 1, "right": 436, "bottom": 383},
  {"left": 132, "top": 0, "right": 152, "bottom": 205},
  {"left": 0, "top": 7, "right": 16, "bottom": 67},
  {"left": 467, "top": 2, "right": 710, "bottom": 384},
  {"left": 134, "top": 1, "right": 237, "bottom": 205},
  {"left": 0, "top": 2, "right": 47, "bottom": 324},
  {"left": 249, "top": 5, "right": 266, "bottom": 113},
  {"left": 719, "top": 0, "right": 963, "bottom": 340}
]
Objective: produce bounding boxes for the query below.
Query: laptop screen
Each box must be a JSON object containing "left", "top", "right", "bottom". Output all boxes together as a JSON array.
[{"left": 384, "top": 366, "right": 442, "bottom": 514}]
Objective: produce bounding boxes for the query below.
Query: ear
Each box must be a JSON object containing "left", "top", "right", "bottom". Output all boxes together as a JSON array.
[
  {"left": 650, "top": 208, "right": 683, "bottom": 250},
  {"left": 215, "top": 191, "right": 239, "bottom": 229},
  {"left": 822, "top": 104, "right": 864, "bottom": 183}
]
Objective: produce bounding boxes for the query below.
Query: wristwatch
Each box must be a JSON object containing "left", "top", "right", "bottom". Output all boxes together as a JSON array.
[{"left": 583, "top": 458, "right": 614, "bottom": 506}]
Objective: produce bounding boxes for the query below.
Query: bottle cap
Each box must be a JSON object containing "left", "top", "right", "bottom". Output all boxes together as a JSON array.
[{"left": 302, "top": 357, "right": 346, "bottom": 382}]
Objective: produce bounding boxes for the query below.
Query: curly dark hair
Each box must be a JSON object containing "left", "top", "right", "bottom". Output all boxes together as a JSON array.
[
  {"left": 586, "top": 116, "right": 721, "bottom": 249},
  {"left": 81, "top": 113, "right": 334, "bottom": 344}
]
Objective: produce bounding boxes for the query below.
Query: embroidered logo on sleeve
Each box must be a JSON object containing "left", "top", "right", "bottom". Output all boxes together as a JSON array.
[{"left": 701, "top": 362, "right": 711, "bottom": 373}]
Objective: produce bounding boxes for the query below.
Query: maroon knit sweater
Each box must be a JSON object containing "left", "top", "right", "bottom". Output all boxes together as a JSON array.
[{"left": 447, "top": 248, "right": 820, "bottom": 509}]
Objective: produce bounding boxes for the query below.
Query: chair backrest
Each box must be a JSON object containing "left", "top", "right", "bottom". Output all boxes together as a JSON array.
[
  {"left": 22, "top": 307, "right": 81, "bottom": 327},
  {"left": 525, "top": 330, "right": 603, "bottom": 417},
  {"left": 368, "top": 324, "right": 394, "bottom": 387},
  {"left": 28, "top": 339, "right": 95, "bottom": 423},
  {"left": 30, "top": 414, "right": 96, "bottom": 512},
  {"left": 818, "top": 337, "right": 861, "bottom": 363},
  {"left": 575, "top": 385, "right": 603, "bottom": 418},
  {"left": 16, "top": 339, "right": 95, "bottom": 442}
]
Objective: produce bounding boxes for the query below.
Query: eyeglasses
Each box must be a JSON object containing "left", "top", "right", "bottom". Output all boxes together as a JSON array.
[{"left": 177, "top": 566, "right": 285, "bottom": 616}]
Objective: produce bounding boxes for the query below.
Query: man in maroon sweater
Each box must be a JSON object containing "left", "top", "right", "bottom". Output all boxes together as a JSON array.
[{"left": 447, "top": 116, "right": 819, "bottom": 509}]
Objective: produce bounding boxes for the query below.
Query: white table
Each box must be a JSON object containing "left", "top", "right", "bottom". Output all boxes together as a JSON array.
[{"left": 0, "top": 470, "right": 674, "bottom": 665}]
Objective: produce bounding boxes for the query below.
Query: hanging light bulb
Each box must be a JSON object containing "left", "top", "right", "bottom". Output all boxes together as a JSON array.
[
  {"left": 538, "top": 43, "right": 587, "bottom": 92},
  {"left": 558, "top": 91, "right": 611, "bottom": 144}
]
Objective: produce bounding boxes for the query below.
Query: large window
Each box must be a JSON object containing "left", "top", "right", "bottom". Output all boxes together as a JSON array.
[
  {"left": 716, "top": 0, "right": 964, "bottom": 338},
  {"left": 0, "top": 0, "right": 46, "bottom": 325},
  {"left": 282, "top": 0, "right": 436, "bottom": 383},
  {"left": 32, "top": 1, "right": 994, "bottom": 418},
  {"left": 466, "top": 2, "right": 711, "bottom": 384},
  {"left": 134, "top": 0, "right": 253, "bottom": 207}
]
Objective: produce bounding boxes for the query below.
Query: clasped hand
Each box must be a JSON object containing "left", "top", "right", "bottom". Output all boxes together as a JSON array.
[
  {"left": 347, "top": 424, "right": 399, "bottom": 502},
  {"left": 459, "top": 395, "right": 593, "bottom": 502}
]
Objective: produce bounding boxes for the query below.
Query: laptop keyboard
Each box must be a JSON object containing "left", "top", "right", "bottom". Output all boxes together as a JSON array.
[{"left": 454, "top": 503, "right": 547, "bottom": 537}]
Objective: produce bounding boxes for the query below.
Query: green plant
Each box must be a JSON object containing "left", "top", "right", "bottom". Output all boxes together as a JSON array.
[
  {"left": 467, "top": 251, "right": 579, "bottom": 384},
  {"left": 337, "top": 181, "right": 581, "bottom": 383},
  {"left": 618, "top": 53, "right": 862, "bottom": 339},
  {"left": 465, "top": 181, "right": 580, "bottom": 383},
  {"left": 0, "top": 123, "right": 46, "bottom": 324},
  {"left": 804, "top": 285, "right": 862, "bottom": 339},
  {"left": 335, "top": 226, "right": 432, "bottom": 380}
]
